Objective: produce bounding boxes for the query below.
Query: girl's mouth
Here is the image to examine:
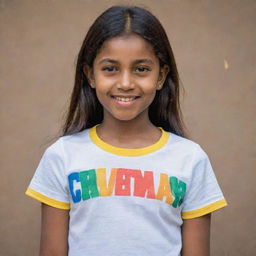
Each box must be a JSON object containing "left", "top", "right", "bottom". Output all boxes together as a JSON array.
[{"left": 111, "top": 96, "right": 140, "bottom": 102}]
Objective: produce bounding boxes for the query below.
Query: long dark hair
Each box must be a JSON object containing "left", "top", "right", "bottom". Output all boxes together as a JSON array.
[{"left": 62, "top": 5, "right": 188, "bottom": 137}]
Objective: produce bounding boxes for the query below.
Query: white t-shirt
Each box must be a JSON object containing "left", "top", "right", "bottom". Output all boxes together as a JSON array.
[{"left": 26, "top": 126, "right": 227, "bottom": 256}]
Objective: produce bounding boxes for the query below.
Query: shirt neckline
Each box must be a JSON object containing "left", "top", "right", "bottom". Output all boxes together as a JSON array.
[{"left": 89, "top": 125, "right": 170, "bottom": 157}]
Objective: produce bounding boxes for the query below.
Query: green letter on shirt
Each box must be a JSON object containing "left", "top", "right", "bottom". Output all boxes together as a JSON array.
[
  {"left": 79, "top": 169, "right": 99, "bottom": 200},
  {"left": 169, "top": 177, "right": 186, "bottom": 208}
]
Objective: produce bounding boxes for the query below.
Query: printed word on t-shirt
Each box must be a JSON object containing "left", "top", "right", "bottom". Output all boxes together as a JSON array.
[{"left": 68, "top": 168, "right": 186, "bottom": 208}]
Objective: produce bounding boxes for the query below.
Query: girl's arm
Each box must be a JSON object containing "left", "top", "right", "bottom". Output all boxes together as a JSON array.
[
  {"left": 181, "top": 213, "right": 211, "bottom": 256},
  {"left": 40, "top": 203, "right": 69, "bottom": 256}
]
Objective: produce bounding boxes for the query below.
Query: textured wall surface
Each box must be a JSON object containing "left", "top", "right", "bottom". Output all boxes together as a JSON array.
[{"left": 0, "top": 0, "right": 255, "bottom": 255}]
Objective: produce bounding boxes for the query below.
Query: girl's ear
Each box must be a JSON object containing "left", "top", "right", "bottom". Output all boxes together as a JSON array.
[
  {"left": 157, "top": 65, "right": 170, "bottom": 90},
  {"left": 83, "top": 65, "right": 95, "bottom": 88}
]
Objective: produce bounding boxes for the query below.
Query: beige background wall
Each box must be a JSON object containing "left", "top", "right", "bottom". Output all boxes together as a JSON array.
[{"left": 1, "top": 0, "right": 255, "bottom": 255}]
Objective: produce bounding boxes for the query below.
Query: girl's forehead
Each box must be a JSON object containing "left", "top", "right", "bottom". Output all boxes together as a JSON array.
[{"left": 95, "top": 34, "right": 157, "bottom": 62}]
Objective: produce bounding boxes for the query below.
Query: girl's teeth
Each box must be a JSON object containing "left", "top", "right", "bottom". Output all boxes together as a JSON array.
[{"left": 115, "top": 97, "right": 135, "bottom": 102}]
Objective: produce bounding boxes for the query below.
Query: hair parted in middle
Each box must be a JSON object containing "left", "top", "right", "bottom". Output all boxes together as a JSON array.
[{"left": 63, "top": 5, "right": 187, "bottom": 138}]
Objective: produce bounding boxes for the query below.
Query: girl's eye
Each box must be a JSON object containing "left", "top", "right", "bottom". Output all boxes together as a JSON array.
[
  {"left": 102, "top": 66, "right": 118, "bottom": 72},
  {"left": 135, "top": 66, "right": 150, "bottom": 73}
]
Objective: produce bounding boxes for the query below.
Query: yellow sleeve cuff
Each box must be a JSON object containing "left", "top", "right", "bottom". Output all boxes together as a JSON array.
[
  {"left": 25, "top": 188, "right": 70, "bottom": 210},
  {"left": 182, "top": 199, "right": 227, "bottom": 219}
]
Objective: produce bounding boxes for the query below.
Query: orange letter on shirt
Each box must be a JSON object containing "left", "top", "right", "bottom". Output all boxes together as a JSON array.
[
  {"left": 97, "top": 168, "right": 117, "bottom": 196},
  {"left": 156, "top": 173, "right": 173, "bottom": 204}
]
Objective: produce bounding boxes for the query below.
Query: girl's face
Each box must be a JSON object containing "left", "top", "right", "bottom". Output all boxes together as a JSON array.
[{"left": 84, "top": 33, "right": 169, "bottom": 124}]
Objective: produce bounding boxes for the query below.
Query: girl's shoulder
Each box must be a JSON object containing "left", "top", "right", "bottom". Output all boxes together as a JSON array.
[
  {"left": 168, "top": 131, "right": 199, "bottom": 149},
  {"left": 167, "top": 131, "right": 209, "bottom": 160},
  {"left": 44, "top": 129, "right": 90, "bottom": 155},
  {"left": 60, "top": 129, "right": 90, "bottom": 144}
]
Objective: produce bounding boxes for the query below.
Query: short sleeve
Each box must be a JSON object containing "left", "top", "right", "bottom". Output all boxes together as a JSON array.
[
  {"left": 181, "top": 145, "right": 227, "bottom": 219},
  {"left": 25, "top": 139, "right": 70, "bottom": 210}
]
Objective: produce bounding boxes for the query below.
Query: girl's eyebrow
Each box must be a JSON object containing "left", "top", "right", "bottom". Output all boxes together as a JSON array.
[
  {"left": 98, "top": 58, "right": 117, "bottom": 65},
  {"left": 98, "top": 58, "right": 154, "bottom": 65},
  {"left": 134, "top": 59, "right": 154, "bottom": 65}
]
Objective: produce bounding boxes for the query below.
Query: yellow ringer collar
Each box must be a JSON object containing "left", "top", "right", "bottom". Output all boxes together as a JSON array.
[{"left": 89, "top": 125, "right": 169, "bottom": 157}]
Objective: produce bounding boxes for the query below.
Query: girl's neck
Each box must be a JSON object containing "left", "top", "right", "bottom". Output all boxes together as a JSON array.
[{"left": 96, "top": 118, "right": 162, "bottom": 149}]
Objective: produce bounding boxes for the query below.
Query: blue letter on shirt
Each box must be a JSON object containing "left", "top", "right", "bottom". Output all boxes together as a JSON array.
[{"left": 68, "top": 172, "right": 82, "bottom": 203}]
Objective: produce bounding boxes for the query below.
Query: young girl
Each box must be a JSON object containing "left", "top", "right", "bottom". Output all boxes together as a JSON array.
[{"left": 26, "top": 5, "right": 227, "bottom": 256}]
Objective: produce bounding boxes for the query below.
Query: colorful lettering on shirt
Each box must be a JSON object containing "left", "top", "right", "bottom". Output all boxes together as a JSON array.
[
  {"left": 115, "top": 168, "right": 133, "bottom": 196},
  {"left": 79, "top": 169, "right": 99, "bottom": 200},
  {"left": 156, "top": 173, "right": 173, "bottom": 204},
  {"left": 96, "top": 168, "right": 117, "bottom": 196},
  {"left": 169, "top": 177, "right": 186, "bottom": 208},
  {"left": 68, "top": 168, "right": 187, "bottom": 208},
  {"left": 68, "top": 172, "right": 81, "bottom": 203},
  {"left": 132, "top": 170, "right": 155, "bottom": 199}
]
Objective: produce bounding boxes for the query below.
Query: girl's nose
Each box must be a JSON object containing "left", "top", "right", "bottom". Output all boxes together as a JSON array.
[{"left": 117, "top": 71, "right": 134, "bottom": 90}]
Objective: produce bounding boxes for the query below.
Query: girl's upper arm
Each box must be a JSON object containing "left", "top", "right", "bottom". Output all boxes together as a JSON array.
[
  {"left": 181, "top": 213, "right": 211, "bottom": 256},
  {"left": 40, "top": 203, "right": 69, "bottom": 256}
]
